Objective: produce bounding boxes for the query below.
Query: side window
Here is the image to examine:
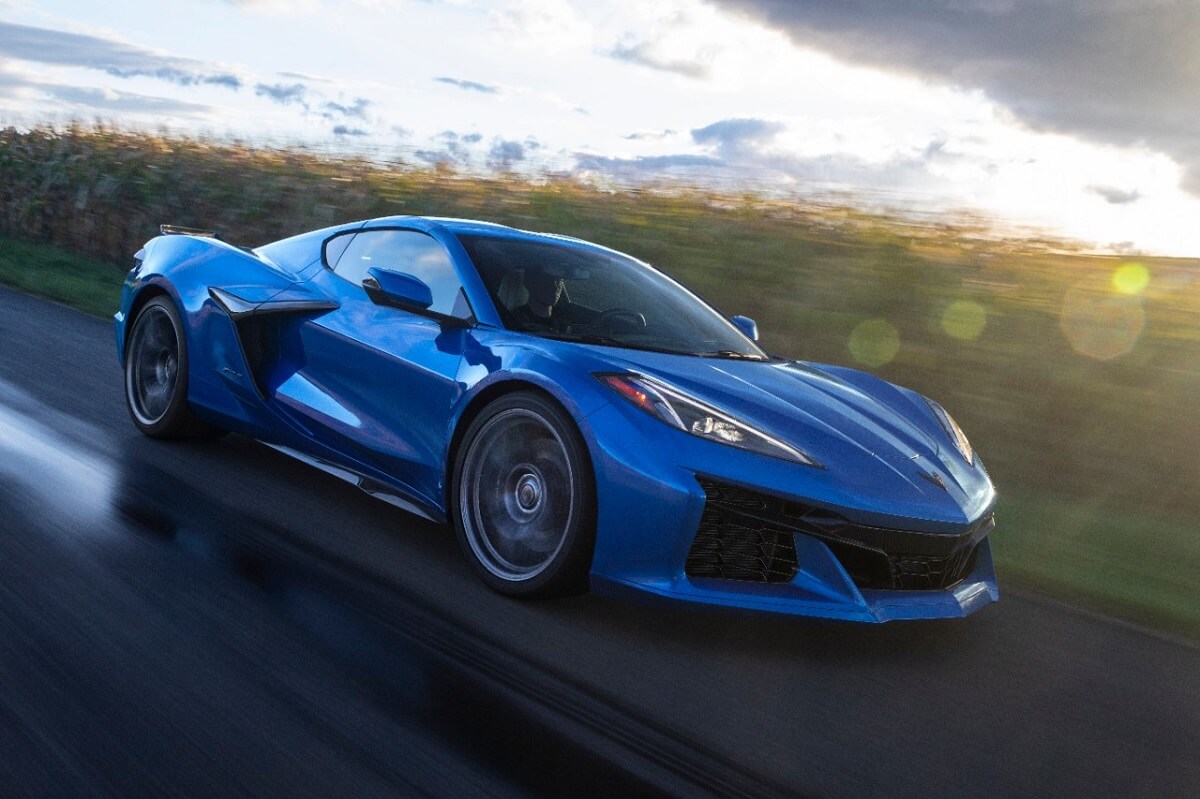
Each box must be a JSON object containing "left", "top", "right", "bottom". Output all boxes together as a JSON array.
[
  {"left": 333, "top": 229, "right": 469, "bottom": 317},
  {"left": 323, "top": 231, "right": 357, "bottom": 270}
]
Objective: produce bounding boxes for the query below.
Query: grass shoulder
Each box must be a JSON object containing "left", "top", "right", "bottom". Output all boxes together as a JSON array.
[
  {"left": 0, "top": 236, "right": 124, "bottom": 318},
  {"left": 995, "top": 489, "right": 1200, "bottom": 643}
]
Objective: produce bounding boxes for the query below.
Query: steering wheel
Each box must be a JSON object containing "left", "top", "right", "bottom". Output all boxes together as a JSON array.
[{"left": 598, "top": 308, "right": 647, "bottom": 330}]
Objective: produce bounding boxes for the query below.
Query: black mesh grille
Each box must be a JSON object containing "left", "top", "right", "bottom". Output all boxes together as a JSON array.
[
  {"left": 685, "top": 510, "right": 798, "bottom": 583},
  {"left": 686, "top": 477, "right": 992, "bottom": 591},
  {"left": 887, "top": 548, "right": 981, "bottom": 591}
]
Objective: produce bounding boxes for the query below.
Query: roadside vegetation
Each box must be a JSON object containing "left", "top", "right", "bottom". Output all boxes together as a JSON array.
[{"left": 3, "top": 125, "right": 1198, "bottom": 639}]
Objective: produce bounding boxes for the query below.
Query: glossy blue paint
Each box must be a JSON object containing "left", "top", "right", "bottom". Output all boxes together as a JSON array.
[
  {"left": 365, "top": 268, "right": 434, "bottom": 310},
  {"left": 115, "top": 215, "right": 999, "bottom": 622},
  {"left": 730, "top": 315, "right": 758, "bottom": 341}
]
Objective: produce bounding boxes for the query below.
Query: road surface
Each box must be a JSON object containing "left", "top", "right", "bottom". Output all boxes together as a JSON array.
[{"left": 1, "top": 285, "right": 1196, "bottom": 797}]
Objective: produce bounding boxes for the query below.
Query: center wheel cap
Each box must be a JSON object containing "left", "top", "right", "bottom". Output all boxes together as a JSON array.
[{"left": 515, "top": 473, "right": 543, "bottom": 512}]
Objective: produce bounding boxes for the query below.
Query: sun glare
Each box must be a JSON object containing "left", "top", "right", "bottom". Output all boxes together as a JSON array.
[{"left": 1112, "top": 262, "right": 1151, "bottom": 295}]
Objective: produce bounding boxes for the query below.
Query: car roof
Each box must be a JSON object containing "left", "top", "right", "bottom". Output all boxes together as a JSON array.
[{"left": 361, "top": 215, "right": 597, "bottom": 248}]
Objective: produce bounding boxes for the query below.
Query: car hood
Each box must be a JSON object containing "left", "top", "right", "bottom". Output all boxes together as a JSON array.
[{"left": 594, "top": 347, "right": 993, "bottom": 525}]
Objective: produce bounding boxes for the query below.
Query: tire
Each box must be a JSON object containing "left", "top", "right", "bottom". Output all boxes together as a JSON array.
[
  {"left": 451, "top": 391, "right": 596, "bottom": 598},
  {"left": 124, "top": 295, "right": 223, "bottom": 439}
]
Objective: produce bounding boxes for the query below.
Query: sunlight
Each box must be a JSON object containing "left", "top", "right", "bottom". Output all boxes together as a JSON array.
[
  {"left": 941, "top": 300, "right": 987, "bottom": 341},
  {"left": 1060, "top": 283, "right": 1145, "bottom": 360},
  {"left": 849, "top": 318, "right": 900, "bottom": 367},
  {"left": 1112, "top": 262, "right": 1151, "bottom": 295}
]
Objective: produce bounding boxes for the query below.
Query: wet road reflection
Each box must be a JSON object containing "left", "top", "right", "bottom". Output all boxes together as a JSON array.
[
  {"left": 107, "top": 458, "right": 713, "bottom": 796},
  {"left": 0, "top": 379, "right": 115, "bottom": 525},
  {"left": 0, "top": 377, "right": 746, "bottom": 796}
]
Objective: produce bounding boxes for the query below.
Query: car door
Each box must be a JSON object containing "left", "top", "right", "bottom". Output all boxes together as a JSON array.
[{"left": 273, "top": 227, "right": 473, "bottom": 510}]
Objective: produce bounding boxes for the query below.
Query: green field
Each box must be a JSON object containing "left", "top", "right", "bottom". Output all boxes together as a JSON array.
[{"left": 3, "top": 125, "right": 1198, "bottom": 639}]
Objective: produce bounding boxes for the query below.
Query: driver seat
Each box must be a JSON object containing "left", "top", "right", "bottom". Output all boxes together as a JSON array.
[{"left": 496, "top": 269, "right": 529, "bottom": 311}]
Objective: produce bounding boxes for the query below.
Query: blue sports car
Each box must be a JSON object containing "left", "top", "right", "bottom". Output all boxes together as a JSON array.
[{"left": 115, "top": 216, "right": 998, "bottom": 622}]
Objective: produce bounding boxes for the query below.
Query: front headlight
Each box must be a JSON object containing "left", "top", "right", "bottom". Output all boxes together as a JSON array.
[
  {"left": 596, "top": 372, "right": 820, "bottom": 467},
  {"left": 925, "top": 399, "right": 975, "bottom": 464}
]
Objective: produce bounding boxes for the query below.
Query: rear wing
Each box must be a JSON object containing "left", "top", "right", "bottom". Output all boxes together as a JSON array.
[
  {"left": 160, "top": 224, "right": 219, "bottom": 238},
  {"left": 158, "top": 223, "right": 256, "bottom": 253}
]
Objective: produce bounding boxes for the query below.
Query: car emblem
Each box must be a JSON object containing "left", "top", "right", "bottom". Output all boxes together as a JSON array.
[{"left": 917, "top": 470, "right": 947, "bottom": 490}]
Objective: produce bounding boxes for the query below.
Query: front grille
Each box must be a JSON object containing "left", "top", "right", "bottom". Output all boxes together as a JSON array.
[
  {"left": 685, "top": 510, "right": 798, "bottom": 583},
  {"left": 888, "top": 549, "right": 980, "bottom": 591},
  {"left": 686, "top": 478, "right": 992, "bottom": 590}
]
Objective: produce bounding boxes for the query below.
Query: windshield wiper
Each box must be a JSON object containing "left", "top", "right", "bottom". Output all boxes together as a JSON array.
[
  {"left": 532, "top": 332, "right": 766, "bottom": 360},
  {"left": 696, "top": 349, "right": 767, "bottom": 361},
  {"left": 541, "top": 332, "right": 625, "bottom": 346},
  {"left": 535, "top": 331, "right": 691, "bottom": 355}
]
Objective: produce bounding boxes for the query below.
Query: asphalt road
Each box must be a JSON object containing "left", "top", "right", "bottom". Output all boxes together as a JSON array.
[{"left": 1, "top": 285, "right": 1197, "bottom": 797}]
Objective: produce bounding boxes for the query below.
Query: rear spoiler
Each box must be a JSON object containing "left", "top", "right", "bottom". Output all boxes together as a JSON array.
[
  {"left": 158, "top": 224, "right": 255, "bottom": 253},
  {"left": 160, "top": 224, "right": 219, "bottom": 238}
]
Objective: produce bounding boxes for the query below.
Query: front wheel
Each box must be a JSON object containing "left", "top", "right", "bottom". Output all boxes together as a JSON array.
[
  {"left": 452, "top": 391, "right": 596, "bottom": 598},
  {"left": 124, "top": 295, "right": 222, "bottom": 439}
]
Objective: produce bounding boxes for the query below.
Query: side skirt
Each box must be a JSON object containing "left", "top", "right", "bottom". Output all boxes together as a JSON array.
[{"left": 261, "top": 442, "right": 444, "bottom": 524}]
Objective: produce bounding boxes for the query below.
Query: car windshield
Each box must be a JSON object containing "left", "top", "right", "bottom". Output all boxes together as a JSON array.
[{"left": 456, "top": 233, "right": 767, "bottom": 360}]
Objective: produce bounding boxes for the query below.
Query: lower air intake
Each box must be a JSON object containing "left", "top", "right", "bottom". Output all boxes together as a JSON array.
[
  {"left": 685, "top": 506, "right": 798, "bottom": 584},
  {"left": 686, "top": 477, "right": 990, "bottom": 590}
]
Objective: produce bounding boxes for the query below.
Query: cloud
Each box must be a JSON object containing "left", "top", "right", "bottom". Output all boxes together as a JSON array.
[
  {"left": 413, "top": 149, "right": 455, "bottom": 167},
  {"left": 1089, "top": 185, "right": 1142, "bottom": 205},
  {"left": 253, "top": 82, "right": 372, "bottom": 120},
  {"left": 573, "top": 153, "right": 723, "bottom": 177},
  {"left": 488, "top": 0, "right": 593, "bottom": 54},
  {"left": 332, "top": 125, "right": 369, "bottom": 137},
  {"left": 576, "top": 146, "right": 941, "bottom": 197},
  {"left": 414, "top": 130, "right": 476, "bottom": 167},
  {"left": 0, "top": 70, "right": 212, "bottom": 116},
  {"left": 0, "top": 21, "right": 243, "bottom": 89},
  {"left": 691, "top": 118, "right": 785, "bottom": 158},
  {"left": 488, "top": 138, "right": 528, "bottom": 170},
  {"left": 278, "top": 70, "right": 333, "bottom": 83},
  {"left": 486, "top": 137, "right": 541, "bottom": 171},
  {"left": 433, "top": 76, "right": 500, "bottom": 94},
  {"left": 254, "top": 82, "right": 308, "bottom": 107},
  {"left": 45, "top": 85, "right": 213, "bottom": 115},
  {"left": 321, "top": 97, "right": 372, "bottom": 118},
  {"left": 608, "top": 40, "right": 711, "bottom": 79},
  {"left": 577, "top": 113, "right": 946, "bottom": 195},
  {"left": 623, "top": 129, "right": 677, "bottom": 141},
  {"left": 708, "top": 0, "right": 1200, "bottom": 195}
]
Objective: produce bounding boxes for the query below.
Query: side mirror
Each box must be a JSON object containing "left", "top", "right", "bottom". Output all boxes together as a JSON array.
[
  {"left": 731, "top": 315, "right": 759, "bottom": 341},
  {"left": 363, "top": 267, "right": 433, "bottom": 312}
]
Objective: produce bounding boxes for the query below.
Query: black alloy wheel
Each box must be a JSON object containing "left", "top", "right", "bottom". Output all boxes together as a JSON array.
[{"left": 124, "top": 295, "right": 221, "bottom": 439}]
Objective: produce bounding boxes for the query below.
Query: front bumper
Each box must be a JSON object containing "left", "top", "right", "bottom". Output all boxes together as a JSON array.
[
  {"left": 581, "top": 401, "right": 999, "bottom": 623},
  {"left": 592, "top": 539, "right": 999, "bottom": 623}
]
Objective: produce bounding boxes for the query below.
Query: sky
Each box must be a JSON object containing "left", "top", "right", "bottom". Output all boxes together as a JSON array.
[{"left": 0, "top": 0, "right": 1197, "bottom": 256}]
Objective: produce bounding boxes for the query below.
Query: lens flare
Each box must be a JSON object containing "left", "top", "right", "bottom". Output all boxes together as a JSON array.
[
  {"left": 941, "top": 300, "right": 987, "bottom": 341},
  {"left": 1112, "top": 262, "right": 1150, "bottom": 295},
  {"left": 849, "top": 319, "right": 900, "bottom": 367},
  {"left": 1060, "top": 284, "right": 1145, "bottom": 360}
]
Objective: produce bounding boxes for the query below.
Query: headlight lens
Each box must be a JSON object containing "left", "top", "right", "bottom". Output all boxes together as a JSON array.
[
  {"left": 596, "top": 373, "right": 820, "bottom": 466},
  {"left": 925, "top": 399, "right": 975, "bottom": 464}
]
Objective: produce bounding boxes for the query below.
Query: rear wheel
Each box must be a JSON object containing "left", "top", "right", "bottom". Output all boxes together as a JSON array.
[
  {"left": 124, "top": 295, "right": 222, "bottom": 439},
  {"left": 452, "top": 392, "right": 596, "bottom": 598}
]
